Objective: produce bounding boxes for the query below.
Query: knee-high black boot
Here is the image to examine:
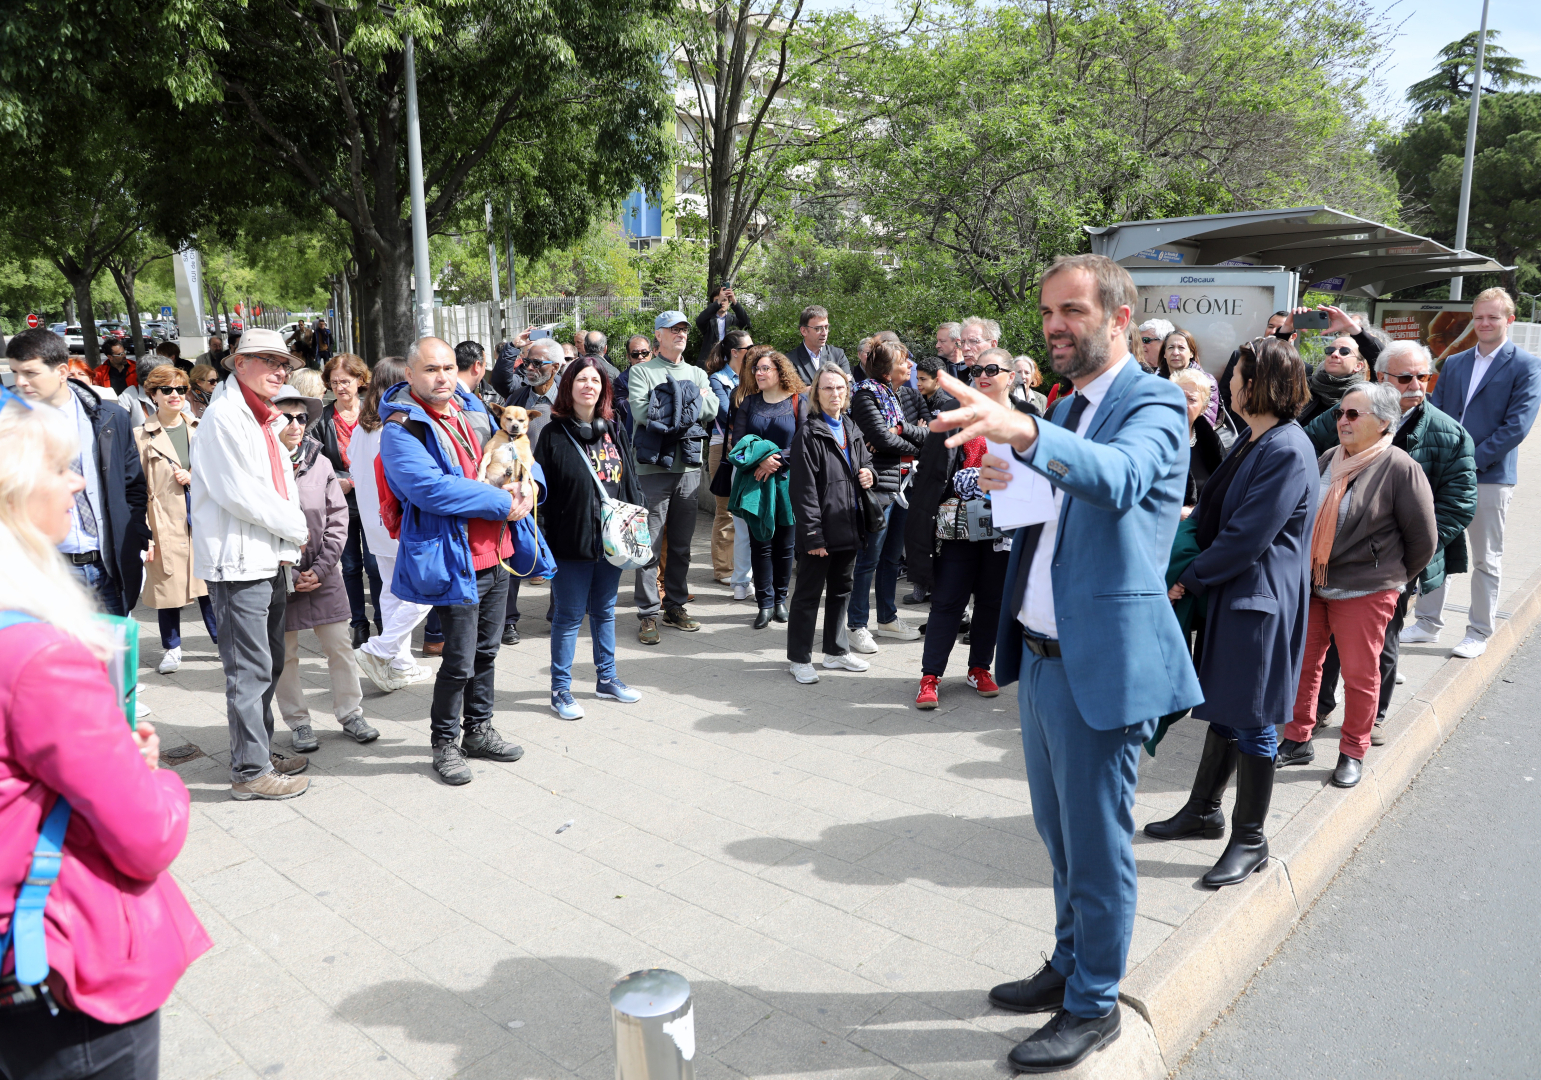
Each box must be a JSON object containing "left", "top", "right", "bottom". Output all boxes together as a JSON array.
[
  {"left": 1145, "top": 726, "right": 1236, "bottom": 841},
  {"left": 1202, "top": 751, "right": 1275, "bottom": 887}
]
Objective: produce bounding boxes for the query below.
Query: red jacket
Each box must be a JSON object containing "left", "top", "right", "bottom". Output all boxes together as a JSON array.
[
  {"left": 0, "top": 623, "right": 210, "bottom": 1021},
  {"left": 91, "top": 361, "right": 137, "bottom": 388}
]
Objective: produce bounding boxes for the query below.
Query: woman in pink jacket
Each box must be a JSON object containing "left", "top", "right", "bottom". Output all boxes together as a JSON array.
[{"left": 0, "top": 389, "right": 210, "bottom": 1078}]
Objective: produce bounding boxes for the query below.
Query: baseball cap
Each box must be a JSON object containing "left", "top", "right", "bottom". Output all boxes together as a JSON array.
[{"left": 654, "top": 310, "right": 690, "bottom": 331}]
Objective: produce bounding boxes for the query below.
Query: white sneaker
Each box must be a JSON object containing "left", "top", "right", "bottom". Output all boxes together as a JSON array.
[
  {"left": 875, "top": 617, "right": 920, "bottom": 641},
  {"left": 355, "top": 647, "right": 404, "bottom": 692},
  {"left": 823, "top": 653, "right": 870, "bottom": 672},
  {"left": 1451, "top": 636, "right": 1487, "bottom": 659},
  {"left": 398, "top": 664, "right": 434, "bottom": 685},
  {"left": 135, "top": 699, "right": 152, "bottom": 718},
  {"left": 1394, "top": 669, "right": 1405, "bottom": 685},
  {"left": 847, "top": 626, "right": 880, "bottom": 653},
  {"left": 1399, "top": 623, "right": 1439, "bottom": 644},
  {"left": 789, "top": 662, "right": 820, "bottom": 684},
  {"left": 733, "top": 583, "right": 751, "bottom": 601},
  {"left": 157, "top": 647, "right": 182, "bottom": 674}
]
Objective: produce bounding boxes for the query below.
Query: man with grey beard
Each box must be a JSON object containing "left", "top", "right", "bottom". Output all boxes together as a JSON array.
[{"left": 930, "top": 253, "right": 1198, "bottom": 1073}]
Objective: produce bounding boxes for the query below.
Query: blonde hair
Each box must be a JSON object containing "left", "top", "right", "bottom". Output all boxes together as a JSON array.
[
  {"left": 808, "top": 363, "right": 853, "bottom": 417},
  {"left": 1472, "top": 287, "right": 1516, "bottom": 319},
  {"left": 287, "top": 368, "right": 326, "bottom": 399},
  {"left": 1171, "top": 366, "right": 1212, "bottom": 407},
  {"left": 0, "top": 402, "right": 114, "bottom": 659}
]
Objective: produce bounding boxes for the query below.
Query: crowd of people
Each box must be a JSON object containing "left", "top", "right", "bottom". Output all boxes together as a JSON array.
[{"left": 2, "top": 263, "right": 1539, "bottom": 1075}]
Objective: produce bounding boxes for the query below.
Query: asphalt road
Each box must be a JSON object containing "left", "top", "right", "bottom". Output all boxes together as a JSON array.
[{"left": 1175, "top": 632, "right": 1541, "bottom": 1080}]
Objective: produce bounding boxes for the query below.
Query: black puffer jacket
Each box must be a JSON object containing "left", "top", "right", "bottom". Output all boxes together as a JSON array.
[
  {"left": 533, "top": 416, "right": 646, "bottom": 562},
  {"left": 314, "top": 402, "right": 360, "bottom": 519},
  {"left": 901, "top": 430, "right": 964, "bottom": 592},
  {"left": 789, "top": 413, "right": 874, "bottom": 555},
  {"left": 849, "top": 382, "right": 925, "bottom": 500}
]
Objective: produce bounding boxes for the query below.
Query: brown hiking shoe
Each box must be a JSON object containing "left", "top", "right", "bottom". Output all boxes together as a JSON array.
[
  {"left": 638, "top": 617, "right": 660, "bottom": 645},
  {"left": 231, "top": 771, "right": 309, "bottom": 801},
  {"left": 269, "top": 751, "right": 309, "bottom": 776}
]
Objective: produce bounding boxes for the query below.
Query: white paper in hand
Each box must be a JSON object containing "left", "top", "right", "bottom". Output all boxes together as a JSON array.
[{"left": 985, "top": 441, "right": 1058, "bottom": 530}]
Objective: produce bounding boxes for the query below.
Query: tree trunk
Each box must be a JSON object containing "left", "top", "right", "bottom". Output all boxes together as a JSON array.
[
  {"left": 60, "top": 264, "right": 100, "bottom": 367},
  {"left": 109, "top": 264, "right": 144, "bottom": 358},
  {"left": 373, "top": 218, "right": 415, "bottom": 356}
]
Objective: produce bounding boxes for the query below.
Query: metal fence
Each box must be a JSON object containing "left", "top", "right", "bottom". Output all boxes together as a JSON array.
[{"left": 430, "top": 296, "right": 711, "bottom": 356}]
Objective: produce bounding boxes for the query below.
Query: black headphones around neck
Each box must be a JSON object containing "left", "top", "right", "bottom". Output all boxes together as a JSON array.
[{"left": 571, "top": 417, "right": 609, "bottom": 442}]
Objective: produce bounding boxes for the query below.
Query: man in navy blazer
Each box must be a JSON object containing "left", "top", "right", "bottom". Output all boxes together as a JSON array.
[
  {"left": 932, "top": 254, "right": 1201, "bottom": 1073},
  {"left": 788, "top": 304, "right": 851, "bottom": 387},
  {"left": 1408, "top": 288, "right": 1541, "bottom": 658}
]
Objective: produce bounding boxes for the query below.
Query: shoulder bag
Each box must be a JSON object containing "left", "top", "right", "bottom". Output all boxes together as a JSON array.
[{"left": 564, "top": 429, "right": 653, "bottom": 570}]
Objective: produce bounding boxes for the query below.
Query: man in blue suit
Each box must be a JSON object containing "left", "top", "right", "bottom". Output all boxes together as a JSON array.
[
  {"left": 932, "top": 254, "right": 1202, "bottom": 1072},
  {"left": 1406, "top": 288, "right": 1541, "bottom": 659}
]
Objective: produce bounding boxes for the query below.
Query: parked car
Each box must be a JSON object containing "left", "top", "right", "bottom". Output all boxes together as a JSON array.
[
  {"left": 63, "top": 326, "right": 86, "bottom": 353},
  {"left": 48, "top": 322, "right": 68, "bottom": 336},
  {"left": 96, "top": 321, "right": 127, "bottom": 344}
]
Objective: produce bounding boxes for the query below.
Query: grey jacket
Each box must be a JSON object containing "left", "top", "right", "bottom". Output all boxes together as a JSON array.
[{"left": 285, "top": 439, "right": 351, "bottom": 630}]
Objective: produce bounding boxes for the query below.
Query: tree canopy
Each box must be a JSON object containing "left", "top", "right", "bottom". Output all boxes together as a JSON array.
[{"left": 1406, "top": 31, "right": 1540, "bottom": 116}]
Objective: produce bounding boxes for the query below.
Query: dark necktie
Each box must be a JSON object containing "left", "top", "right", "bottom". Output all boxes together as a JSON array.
[{"left": 1010, "top": 392, "right": 1088, "bottom": 624}]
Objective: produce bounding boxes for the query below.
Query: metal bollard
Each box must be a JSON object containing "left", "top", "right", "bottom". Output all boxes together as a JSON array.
[{"left": 610, "top": 968, "right": 694, "bottom": 1080}]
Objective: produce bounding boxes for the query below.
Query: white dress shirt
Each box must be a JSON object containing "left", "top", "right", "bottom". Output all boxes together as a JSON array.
[
  {"left": 1020, "top": 354, "right": 1132, "bottom": 638},
  {"left": 1463, "top": 340, "right": 1502, "bottom": 415}
]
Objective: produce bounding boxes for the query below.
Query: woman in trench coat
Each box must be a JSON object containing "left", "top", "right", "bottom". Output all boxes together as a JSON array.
[{"left": 136, "top": 364, "right": 217, "bottom": 675}]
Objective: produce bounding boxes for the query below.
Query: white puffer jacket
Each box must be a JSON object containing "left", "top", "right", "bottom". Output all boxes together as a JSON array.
[{"left": 190, "top": 381, "right": 308, "bottom": 582}]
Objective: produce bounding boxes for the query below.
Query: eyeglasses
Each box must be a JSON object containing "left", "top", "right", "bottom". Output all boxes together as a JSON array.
[
  {"left": 967, "top": 364, "right": 1007, "bottom": 378},
  {"left": 244, "top": 355, "right": 289, "bottom": 371},
  {"left": 280, "top": 411, "right": 309, "bottom": 425},
  {"left": 1387, "top": 372, "right": 1432, "bottom": 385},
  {"left": 1323, "top": 346, "right": 1357, "bottom": 357},
  {"left": 628, "top": 350, "right": 651, "bottom": 359},
  {"left": 1331, "top": 407, "right": 1369, "bottom": 423}
]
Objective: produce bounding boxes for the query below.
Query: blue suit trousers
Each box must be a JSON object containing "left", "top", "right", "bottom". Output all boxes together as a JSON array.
[{"left": 1017, "top": 643, "right": 1153, "bottom": 1017}]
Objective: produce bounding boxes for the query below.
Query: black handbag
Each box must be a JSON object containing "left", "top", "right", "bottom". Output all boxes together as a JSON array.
[
  {"left": 709, "top": 450, "right": 733, "bottom": 498},
  {"left": 858, "top": 483, "right": 886, "bottom": 535}
]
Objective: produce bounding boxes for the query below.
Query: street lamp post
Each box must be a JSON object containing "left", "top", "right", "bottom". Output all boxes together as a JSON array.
[
  {"left": 1450, "top": 0, "right": 1490, "bottom": 302},
  {"left": 404, "top": 32, "right": 434, "bottom": 340}
]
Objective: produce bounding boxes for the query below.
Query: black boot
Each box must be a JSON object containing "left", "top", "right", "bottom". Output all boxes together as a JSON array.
[
  {"left": 1145, "top": 727, "right": 1236, "bottom": 841},
  {"left": 1202, "top": 752, "right": 1274, "bottom": 888},
  {"left": 753, "top": 608, "right": 774, "bottom": 629}
]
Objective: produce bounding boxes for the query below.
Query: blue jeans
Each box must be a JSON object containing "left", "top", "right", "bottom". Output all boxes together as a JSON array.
[
  {"left": 341, "top": 513, "right": 382, "bottom": 629},
  {"left": 550, "top": 559, "right": 622, "bottom": 692},
  {"left": 68, "top": 558, "right": 125, "bottom": 616},
  {"left": 158, "top": 596, "right": 218, "bottom": 649},
  {"left": 848, "top": 501, "right": 906, "bottom": 629},
  {"left": 1209, "top": 722, "right": 1277, "bottom": 758}
]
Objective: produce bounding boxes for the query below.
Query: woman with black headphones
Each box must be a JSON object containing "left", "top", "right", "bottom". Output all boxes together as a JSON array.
[{"left": 533, "top": 357, "right": 647, "bottom": 720}]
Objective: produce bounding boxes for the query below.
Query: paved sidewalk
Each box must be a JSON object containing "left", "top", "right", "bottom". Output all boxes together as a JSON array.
[{"left": 142, "top": 439, "right": 1541, "bottom": 1080}]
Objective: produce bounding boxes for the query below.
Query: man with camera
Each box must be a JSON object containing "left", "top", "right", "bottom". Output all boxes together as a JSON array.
[{"left": 695, "top": 281, "right": 753, "bottom": 368}]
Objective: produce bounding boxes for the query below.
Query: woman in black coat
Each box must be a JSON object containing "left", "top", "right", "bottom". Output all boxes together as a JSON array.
[
  {"left": 532, "top": 358, "right": 647, "bottom": 721},
  {"left": 846, "top": 341, "right": 927, "bottom": 650},
  {"left": 786, "top": 363, "right": 876, "bottom": 685},
  {"left": 1147, "top": 338, "right": 1318, "bottom": 888}
]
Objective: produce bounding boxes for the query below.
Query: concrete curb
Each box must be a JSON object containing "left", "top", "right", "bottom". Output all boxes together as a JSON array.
[{"left": 1109, "top": 561, "right": 1541, "bottom": 1077}]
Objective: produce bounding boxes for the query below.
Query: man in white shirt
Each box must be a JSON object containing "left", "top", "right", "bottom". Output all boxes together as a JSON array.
[
  {"left": 930, "top": 254, "right": 1199, "bottom": 1074},
  {"left": 1412, "top": 287, "right": 1541, "bottom": 657}
]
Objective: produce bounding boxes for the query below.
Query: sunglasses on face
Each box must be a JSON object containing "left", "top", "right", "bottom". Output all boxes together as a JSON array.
[
  {"left": 1332, "top": 407, "right": 1370, "bottom": 423},
  {"left": 628, "top": 349, "right": 651, "bottom": 359},
  {"left": 1323, "top": 346, "right": 1357, "bottom": 357},
  {"left": 154, "top": 386, "right": 188, "bottom": 396},
  {"left": 1388, "top": 371, "right": 1432, "bottom": 385},
  {"left": 1140, "top": 336, "right": 1159, "bottom": 344},
  {"left": 280, "top": 411, "right": 309, "bottom": 425},
  {"left": 967, "top": 364, "right": 1007, "bottom": 378}
]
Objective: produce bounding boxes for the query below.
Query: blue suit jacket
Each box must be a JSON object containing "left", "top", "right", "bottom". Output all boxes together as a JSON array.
[
  {"left": 1427, "top": 339, "right": 1541, "bottom": 485},
  {"left": 995, "top": 361, "right": 1204, "bottom": 730}
]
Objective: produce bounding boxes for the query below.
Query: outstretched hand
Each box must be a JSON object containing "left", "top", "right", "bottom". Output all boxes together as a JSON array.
[{"left": 928, "top": 373, "right": 1039, "bottom": 450}]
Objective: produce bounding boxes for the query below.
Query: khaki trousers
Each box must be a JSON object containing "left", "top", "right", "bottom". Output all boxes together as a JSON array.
[
  {"left": 707, "top": 441, "right": 737, "bottom": 579},
  {"left": 277, "top": 621, "right": 365, "bottom": 729}
]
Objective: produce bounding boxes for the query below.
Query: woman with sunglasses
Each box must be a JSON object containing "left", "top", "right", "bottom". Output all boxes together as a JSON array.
[
  {"left": 136, "top": 364, "right": 218, "bottom": 674},
  {"left": 1151, "top": 337, "right": 1318, "bottom": 888},
  {"left": 1277, "top": 380, "right": 1436, "bottom": 789},
  {"left": 188, "top": 363, "right": 220, "bottom": 417}
]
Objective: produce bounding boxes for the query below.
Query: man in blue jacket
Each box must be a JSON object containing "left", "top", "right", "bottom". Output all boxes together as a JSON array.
[
  {"left": 380, "top": 337, "right": 539, "bottom": 785},
  {"left": 1407, "top": 288, "right": 1541, "bottom": 659},
  {"left": 932, "top": 254, "right": 1201, "bottom": 1073}
]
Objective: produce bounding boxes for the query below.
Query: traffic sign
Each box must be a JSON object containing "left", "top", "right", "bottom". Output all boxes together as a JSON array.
[
  {"left": 161, "top": 306, "right": 173, "bottom": 318},
  {"left": 25, "top": 313, "right": 39, "bottom": 329}
]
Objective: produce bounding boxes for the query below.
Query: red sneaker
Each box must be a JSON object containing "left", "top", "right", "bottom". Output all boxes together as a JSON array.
[
  {"left": 967, "top": 667, "right": 999, "bottom": 697},
  {"left": 915, "top": 674, "right": 940, "bottom": 710}
]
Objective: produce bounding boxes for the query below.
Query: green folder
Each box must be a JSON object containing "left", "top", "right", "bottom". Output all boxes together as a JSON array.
[{"left": 98, "top": 615, "right": 140, "bottom": 729}]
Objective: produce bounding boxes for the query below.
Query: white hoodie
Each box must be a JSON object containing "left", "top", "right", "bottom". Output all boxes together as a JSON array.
[{"left": 190, "top": 381, "right": 308, "bottom": 582}]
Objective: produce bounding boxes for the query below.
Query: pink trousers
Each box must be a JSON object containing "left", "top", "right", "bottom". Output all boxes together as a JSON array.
[{"left": 1285, "top": 589, "right": 1400, "bottom": 761}]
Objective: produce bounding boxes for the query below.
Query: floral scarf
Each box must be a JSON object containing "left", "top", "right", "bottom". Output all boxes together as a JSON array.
[{"left": 856, "top": 379, "right": 902, "bottom": 429}]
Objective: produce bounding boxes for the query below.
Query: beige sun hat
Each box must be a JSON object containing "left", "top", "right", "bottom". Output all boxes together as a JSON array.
[{"left": 223, "top": 326, "right": 289, "bottom": 371}]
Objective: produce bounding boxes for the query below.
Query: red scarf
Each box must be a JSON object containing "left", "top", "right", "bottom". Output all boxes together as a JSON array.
[{"left": 237, "top": 377, "right": 289, "bottom": 499}]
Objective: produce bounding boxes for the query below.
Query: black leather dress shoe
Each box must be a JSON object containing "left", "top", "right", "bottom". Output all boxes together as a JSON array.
[
  {"left": 502, "top": 624, "right": 520, "bottom": 646},
  {"left": 773, "top": 602, "right": 788, "bottom": 623},
  {"left": 988, "top": 959, "right": 1065, "bottom": 1013},
  {"left": 753, "top": 608, "right": 774, "bottom": 630},
  {"left": 1007, "top": 1007, "right": 1120, "bottom": 1073},
  {"left": 1330, "top": 752, "right": 1362, "bottom": 788},
  {"left": 1275, "top": 738, "right": 1314, "bottom": 769},
  {"left": 352, "top": 623, "right": 369, "bottom": 649}
]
